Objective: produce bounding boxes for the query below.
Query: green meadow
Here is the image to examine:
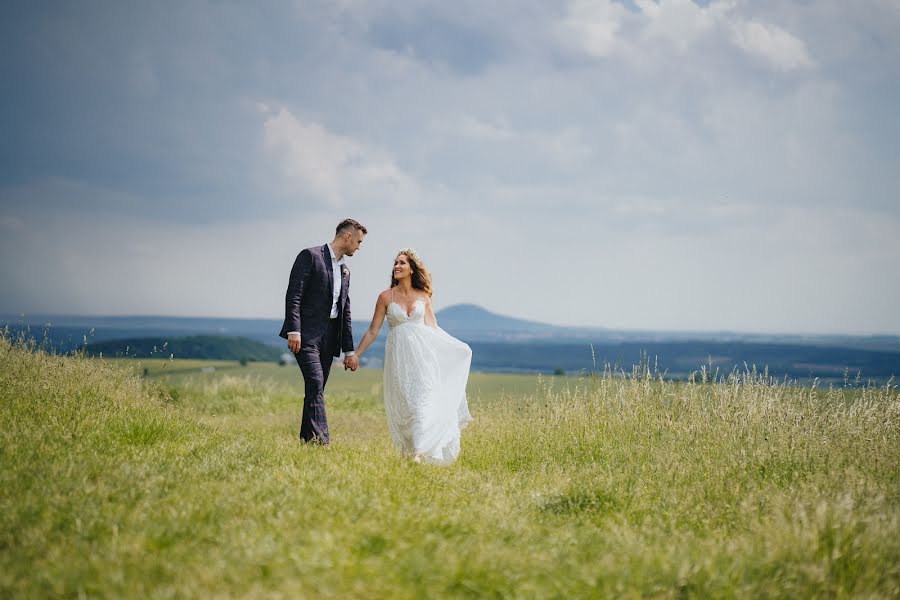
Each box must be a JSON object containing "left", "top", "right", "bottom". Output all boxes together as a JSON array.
[{"left": 2, "top": 337, "right": 899, "bottom": 598}]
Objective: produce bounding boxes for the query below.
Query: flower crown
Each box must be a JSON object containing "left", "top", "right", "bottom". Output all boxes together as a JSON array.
[{"left": 397, "top": 247, "right": 421, "bottom": 263}]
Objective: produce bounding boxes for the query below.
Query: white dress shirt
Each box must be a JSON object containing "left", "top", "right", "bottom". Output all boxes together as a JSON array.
[
  {"left": 288, "top": 243, "right": 353, "bottom": 355},
  {"left": 325, "top": 242, "right": 345, "bottom": 317}
]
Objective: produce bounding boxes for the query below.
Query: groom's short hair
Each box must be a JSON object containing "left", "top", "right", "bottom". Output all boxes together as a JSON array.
[{"left": 336, "top": 218, "right": 367, "bottom": 236}]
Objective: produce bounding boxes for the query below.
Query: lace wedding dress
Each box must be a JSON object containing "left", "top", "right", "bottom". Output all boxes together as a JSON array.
[{"left": 383, "top": 298, "right": 473, "bottom": 465}]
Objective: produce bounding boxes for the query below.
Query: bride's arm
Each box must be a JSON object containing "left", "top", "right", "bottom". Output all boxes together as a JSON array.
[
  {"left": 424, "top": 296, "right": 438, "bottom": 329},
  {"left": 355, "top": 291, "right": 389, "bottom": 357}
]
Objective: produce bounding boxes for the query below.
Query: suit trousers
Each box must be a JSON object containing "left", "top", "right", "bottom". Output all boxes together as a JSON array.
[{"left": 294, "top": 317, "right": 340, "bottom": 444}]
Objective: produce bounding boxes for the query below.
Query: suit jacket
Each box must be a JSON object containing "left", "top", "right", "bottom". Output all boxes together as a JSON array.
[{"left": 279, "top": 244, "right": 354, "bottom": 357}]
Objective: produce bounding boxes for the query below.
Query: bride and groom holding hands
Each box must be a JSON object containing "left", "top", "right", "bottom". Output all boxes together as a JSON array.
[{"left": 279, "top": 219, "right": 473, "bottom": 465}]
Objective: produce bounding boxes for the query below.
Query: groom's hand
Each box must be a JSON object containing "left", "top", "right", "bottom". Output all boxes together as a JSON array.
[
  {"left": 287, "top": 333, "right": 301, "bottom": 353},
  {"left": 344, "top": 355, "right": 359, "bottom": 371}
]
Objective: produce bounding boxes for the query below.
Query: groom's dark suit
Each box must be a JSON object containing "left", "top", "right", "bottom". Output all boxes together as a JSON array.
[{"left": 280, "top": 244, "right": 354, "bottom": 444}]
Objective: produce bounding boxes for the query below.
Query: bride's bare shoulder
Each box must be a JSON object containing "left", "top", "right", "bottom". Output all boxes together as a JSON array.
[{"left": 377, "top": 289, "right": 394, "bottom": 304}]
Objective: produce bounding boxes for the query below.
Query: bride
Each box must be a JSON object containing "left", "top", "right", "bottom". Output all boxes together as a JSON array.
[{"left": 353, "top": 248, "right": 473, "bottom": 464}]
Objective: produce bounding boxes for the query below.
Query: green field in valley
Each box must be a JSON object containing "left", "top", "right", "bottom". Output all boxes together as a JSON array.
[{"left": 3, "top": 340, "right": 899, "bottom": 597}]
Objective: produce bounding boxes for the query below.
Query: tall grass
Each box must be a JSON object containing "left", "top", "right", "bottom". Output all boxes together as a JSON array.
[{"left": 1, "top": 336, "right": 898, "bottom": 597}]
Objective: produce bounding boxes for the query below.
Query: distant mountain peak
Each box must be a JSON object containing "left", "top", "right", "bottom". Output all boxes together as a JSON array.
[
  {"left": 436, "top": 303, "right": 500, "bottom": 318},
  {"left": 435, "top": 303, "right": 558, "bottom": 332}
]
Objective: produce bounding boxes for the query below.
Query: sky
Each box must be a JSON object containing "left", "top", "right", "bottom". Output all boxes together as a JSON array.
[{"left": 1, "top": 0, "right": 899, "bottom": 334}]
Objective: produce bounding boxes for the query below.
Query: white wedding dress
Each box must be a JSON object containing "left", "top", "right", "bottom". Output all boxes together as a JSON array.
[{"left": 383, "top": 298, "right": 473, "bottom": 465}]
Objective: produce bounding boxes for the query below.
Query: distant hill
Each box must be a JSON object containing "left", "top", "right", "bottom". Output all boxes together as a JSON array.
[
  {"left": 433, "top": 304, "right": 588, "bottom": 340},
  {"left": 466, "top": 340, "right": 900, "bottom": 381},
  {"left": 1, "top": 315, "right": 282, "bottom": 349},
  {"left": 80, "top": 335, "right": 281, "bottom": 361},
  {"left": 0, "top": 307, "right": 571, "bottom": 345},
  {"left": 6, "top": 307, "right": 899, "bottom": 349},
  {"left": 4, "top": 307, "right": 899, "bottom": 379}
]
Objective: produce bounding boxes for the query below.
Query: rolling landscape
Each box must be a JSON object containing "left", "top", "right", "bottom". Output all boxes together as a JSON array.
[{"left": 4, "top": 305, "right": 899, "bottom": 382}]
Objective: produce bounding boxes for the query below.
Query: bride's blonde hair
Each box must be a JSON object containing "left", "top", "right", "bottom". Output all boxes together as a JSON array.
[{"left": 390, "top": 248, "right": 433, "bottom": 297}]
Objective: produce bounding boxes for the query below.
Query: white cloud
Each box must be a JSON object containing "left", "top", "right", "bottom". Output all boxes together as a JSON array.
[
  {"left": 556, "top": 0, "right": 813, "bottom": 74},
  {"left": 732, "top": 20, "right": 814, "bottom": 72},
  {"left": 635, "top": 0, "right": 728, "bottom": 51},
  {"left": 261, "top": 106, "right": 418, "bottom": 207},
  {"left": 450, "top": 114, "right": 517, "bottom": 142},
  {"left": 432, "top": 113, "right": 591, "bottom": 166},
  {"left": 556, "top": 0, "right": 628, "bottom": 58}
]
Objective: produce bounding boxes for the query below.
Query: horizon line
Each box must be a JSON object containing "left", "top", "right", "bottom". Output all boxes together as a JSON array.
[{"left": 3, "top": 309, "right": 899, "bottom": 339}]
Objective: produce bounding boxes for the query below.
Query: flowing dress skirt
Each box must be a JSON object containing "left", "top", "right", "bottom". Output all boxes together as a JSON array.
[{"left": 383, "top": 323, "right": 472, "bottom": 464}]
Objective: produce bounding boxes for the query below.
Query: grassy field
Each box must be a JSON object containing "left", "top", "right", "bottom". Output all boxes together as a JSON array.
[{"left": 2, "top": 339, "right": 899, "bottom": 598}]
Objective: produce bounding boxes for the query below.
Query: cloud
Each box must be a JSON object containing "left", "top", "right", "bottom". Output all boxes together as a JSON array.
[
  {"left": 556, "top": 0, "right": 813, "bottom": 73},
  {"left": 635, "top": 0, "right": 727, "bottom": 51},
  {"left": 731, "top": 20, "right": 814, "bottom": 71},
  {"left": 556, "top": 0, "right": 628, "bottom": 58},
  {"left": 430, "top": 113, "right": 592, "bottom": 169},
  {"left": 260, "top": 105, "right": 418, "bottom": 208},
  {"left": 365, "top": 8, "right": 503, "bottom": 75},
  {"left": 447, "top": 114, "right": 517, "bottom": 142}
]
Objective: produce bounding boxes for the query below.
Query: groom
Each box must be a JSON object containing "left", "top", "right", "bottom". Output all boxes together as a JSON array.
[{"left": 280, "top": 218, "right": 366, "bottom": 444}]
